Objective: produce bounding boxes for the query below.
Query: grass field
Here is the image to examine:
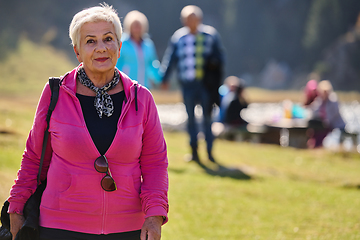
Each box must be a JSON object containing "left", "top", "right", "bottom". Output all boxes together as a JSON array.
[
  {"left": 162, "top": 135, "right": 360, "bottom": 239},
  {"left": 1, "top": 38, "right": 360, "bottom": 239}
]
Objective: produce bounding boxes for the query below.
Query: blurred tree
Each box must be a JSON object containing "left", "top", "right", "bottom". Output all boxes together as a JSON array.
[
  {"left": 303, "top": 0, "right": 342, "bottom": 67},
  {"left": 321, "top": 13, "right": 360, "bottom": 90},
  {"left": 0, "top": 0, "right": 359, "bottom": 90},
  {"left": 302, "top": 0, "right": 360, "bottom": 90}
]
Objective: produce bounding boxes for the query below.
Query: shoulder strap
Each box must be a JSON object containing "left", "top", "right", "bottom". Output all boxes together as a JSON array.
[{"left": 37, "top": 77, "right": 61, "bottom": 185}]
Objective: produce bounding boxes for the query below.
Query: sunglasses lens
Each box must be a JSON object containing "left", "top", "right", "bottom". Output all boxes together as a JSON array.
[
  {"left": 95, "top": 156, "right": 117, "bottom": 191},
  {"left": 101, "top": 175, "right": 117, "bottom": 192},
  {"left": 95, "top": 156, "right": 108, "bottom": 173}
]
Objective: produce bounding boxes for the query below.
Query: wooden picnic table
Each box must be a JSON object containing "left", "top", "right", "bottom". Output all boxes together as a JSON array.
[{"left": 261, "top": 118, "right": 309, "bottom": 148}]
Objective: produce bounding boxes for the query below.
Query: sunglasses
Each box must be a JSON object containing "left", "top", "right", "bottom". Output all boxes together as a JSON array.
[{"left": 94, "top": 155, "right": 117, "bottom": 192}]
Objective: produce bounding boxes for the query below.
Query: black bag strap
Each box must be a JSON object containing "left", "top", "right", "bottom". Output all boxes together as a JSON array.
[{"left": 36, "top": 77, "right": 60, "bottom": 185}]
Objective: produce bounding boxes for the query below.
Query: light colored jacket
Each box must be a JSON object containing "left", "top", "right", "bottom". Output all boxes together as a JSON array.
[
  {"left": 116, "top": 33, "right": 161, "bottom": 89},
  {"left": 8, "top": 65, "right": 169, "bottom": 234},
  {"left": 311, "top": 93, "right": 346, "bottom": 129}
]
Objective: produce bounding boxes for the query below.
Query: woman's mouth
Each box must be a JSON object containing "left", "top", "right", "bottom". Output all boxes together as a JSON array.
[{"left": 95, "top": 57, "right": 109, "bottom": 62}]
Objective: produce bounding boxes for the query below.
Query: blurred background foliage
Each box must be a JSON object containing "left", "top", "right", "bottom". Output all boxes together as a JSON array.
[{"left": 0, "top": 0, "right": 360, "bottom": 91}]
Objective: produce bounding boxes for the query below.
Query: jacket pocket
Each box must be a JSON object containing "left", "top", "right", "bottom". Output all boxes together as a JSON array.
[
  {"left": 41, "top": 162, "right": 72, "bottom": 210},
  {"left": 58, "top": 173, "right": 102, "bottom": 214},
  {"left": 108, "top": 175, "right": 142, "bottom": 214}
]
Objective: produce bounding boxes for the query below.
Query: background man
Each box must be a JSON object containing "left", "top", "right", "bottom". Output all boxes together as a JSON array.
[{"left": 160, "top": 5, "right": 225, "bottom": 162}]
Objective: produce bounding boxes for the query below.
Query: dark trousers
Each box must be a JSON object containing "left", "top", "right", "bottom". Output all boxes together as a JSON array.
[
  {"left": 39, "top": 227, "right": 141, "bottom": 240},
  {"left": 181, "top": 80, "right": 214, "bottom": 154},
  {"left": 307, "top": 119, "right": 331, "bottom": 148}
]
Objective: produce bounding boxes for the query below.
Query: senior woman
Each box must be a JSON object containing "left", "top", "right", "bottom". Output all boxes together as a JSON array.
[
  {"left": 307, "top": 80, "right": 346, "bottom": 148},
  {"left": 116, "top": 10, "right": 161, "bottom": 90},
  {"left": 8, "top": 4, "right": 168, "bottom": 240}
]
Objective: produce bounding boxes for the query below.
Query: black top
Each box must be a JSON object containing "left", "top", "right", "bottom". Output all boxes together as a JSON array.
[
  {"left": 76, "top": 91, "right": 125, "bottom": 155},
  {"left": 225, "top": 98, "right": 248, "bottom": 126}
]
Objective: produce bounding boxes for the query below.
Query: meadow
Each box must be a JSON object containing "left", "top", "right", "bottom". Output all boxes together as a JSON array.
[{"left": 1, "top": 38, "right": 360, "bottom": 239}]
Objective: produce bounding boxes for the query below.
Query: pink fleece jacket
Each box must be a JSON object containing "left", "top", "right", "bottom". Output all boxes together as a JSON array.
[{"left": 8, "top": 65, "right": 169, "bottom": 234}]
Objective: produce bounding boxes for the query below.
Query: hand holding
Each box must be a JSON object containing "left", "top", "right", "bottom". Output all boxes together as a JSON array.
[{"left": 160, "top": 82, "right": 169, "bottom": 90}]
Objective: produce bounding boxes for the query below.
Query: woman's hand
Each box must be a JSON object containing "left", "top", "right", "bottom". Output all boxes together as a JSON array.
[
  {"left": 9, "top": 213, "right": 25, "bottom": 240},
  {"left": 140, "top": 216, "right": 163, "bottom": 240},
  {"left": 160, "top": 82, "right": 169, "bottom": 91}
]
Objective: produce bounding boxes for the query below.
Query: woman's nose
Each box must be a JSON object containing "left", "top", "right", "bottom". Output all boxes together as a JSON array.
[{"left": 96, "top": 41, "right": 107, "bottom": 52}]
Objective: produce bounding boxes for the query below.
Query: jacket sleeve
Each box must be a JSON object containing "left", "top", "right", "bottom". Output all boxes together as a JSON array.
[
  {"left": 7, "top": 83, "right": 53, "bottom": 215},
  {"left": 116, "top": 35, "right": 128, "bottom": 73},
  {"left": 146, "top": 39, "right": 162, "bottom": 84},
  {"left": 211, "top": 30, "right": 225, "bottom": 66},
  {"left": 325, "top": 99, "right": 344, "bottom": 129},
  {"left": 139, "top": 88, "right": 169, "bottom": 223},
  {"left": 310, "top": 97, "right": 322, "bottom": 120},
  {"left": 159, "top": 37, "right": 178, "bottom": 83}
]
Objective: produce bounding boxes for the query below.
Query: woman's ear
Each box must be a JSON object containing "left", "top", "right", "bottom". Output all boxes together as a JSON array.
[
  {"left": 73, "top": 46, "right": 82, "bottom": 62},
  {"left": 117, "top": 42, "right": 122, "bottom": 59}
]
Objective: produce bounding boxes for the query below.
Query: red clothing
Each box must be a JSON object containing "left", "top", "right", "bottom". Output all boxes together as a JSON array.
[{"left": 8, "top": 65, "right": 169, "bottom": 234}]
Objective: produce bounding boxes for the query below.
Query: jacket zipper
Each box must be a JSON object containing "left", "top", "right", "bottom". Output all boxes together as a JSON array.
[
  {"left": 102, "top": 190, "right": 106, "bottom": 234},
  {"left": 62, "top": 85, "right": 108, "bottom": 233}
]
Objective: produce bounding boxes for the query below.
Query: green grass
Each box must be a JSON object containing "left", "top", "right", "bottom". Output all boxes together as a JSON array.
[
  {"left": 0, "top": 37, "right": 75, "bottom": 98},
  {"left": 1, "top": 38, "right": 360, "bottom": 239},
  {"left": 161, "top": 133, "right": 360, "bottom": 239}
]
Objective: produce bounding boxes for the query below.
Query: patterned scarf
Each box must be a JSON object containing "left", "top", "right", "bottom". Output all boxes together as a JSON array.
[{"left": 77, "top": 67, "right": 120, "bottom": 118}]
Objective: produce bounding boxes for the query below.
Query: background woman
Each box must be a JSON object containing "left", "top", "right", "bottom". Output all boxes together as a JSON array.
[
  {"left": 304, "top": 79, "right": 318, "bottom": 106},
  {"left": 8, "top": 4, "right": 168, "bottom": 240},
  {"left": 116, "top": 10, "right": 161, "bottom": 90},
  {"left": 307, "top": 80, "right": 345, "bottom": 148}
]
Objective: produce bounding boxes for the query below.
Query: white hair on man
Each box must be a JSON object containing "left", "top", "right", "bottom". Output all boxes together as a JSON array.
[
  {"left": 180, "top": 5, "right": 203, "bottom": 21},
  {"left": 69, "top": 3, "right": 122, "bottom": 47}
]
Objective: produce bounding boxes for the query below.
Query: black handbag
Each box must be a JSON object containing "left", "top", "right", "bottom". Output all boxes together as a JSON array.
[{"left": 0, "top": 77, "right": 61, "bottom": 240}]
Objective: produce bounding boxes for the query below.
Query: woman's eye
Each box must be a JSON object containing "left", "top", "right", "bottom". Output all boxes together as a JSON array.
[
  {"left": 86, "top": 39, "right": 95, "bottom": 44},
  {"left": 105, "top": 36, "right": 113, "bottom": 42}
]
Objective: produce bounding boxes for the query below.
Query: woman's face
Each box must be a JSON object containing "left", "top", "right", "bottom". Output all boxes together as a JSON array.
[
  {"left": 74, "top": 21, "right": 121, "bottom": 76},
  {"left": 130, "top": 21, "right": 143, "bottom": 41},
  {"left": 319, "top": 89, "right": 330, "bottom": 100}
]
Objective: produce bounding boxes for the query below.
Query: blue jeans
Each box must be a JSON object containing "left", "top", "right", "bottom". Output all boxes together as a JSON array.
[{"left": 181, "top": 81, "right": 214, "bottom": 154}]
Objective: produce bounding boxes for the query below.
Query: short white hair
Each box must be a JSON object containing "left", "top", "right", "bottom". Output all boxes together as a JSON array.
[
  {"left": 69, "top": 3, "right": 122, "bottom": 47},
  {"left": 123, "top": 10, "right": 149, "bottom": 35},
  {"left": 180, "top": 5, "right": 203, "bottom": 21}
]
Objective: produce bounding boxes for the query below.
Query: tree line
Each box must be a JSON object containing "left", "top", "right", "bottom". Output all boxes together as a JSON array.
[{"left": 1, "top": 0, "right": 360, "bottom": 90}]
